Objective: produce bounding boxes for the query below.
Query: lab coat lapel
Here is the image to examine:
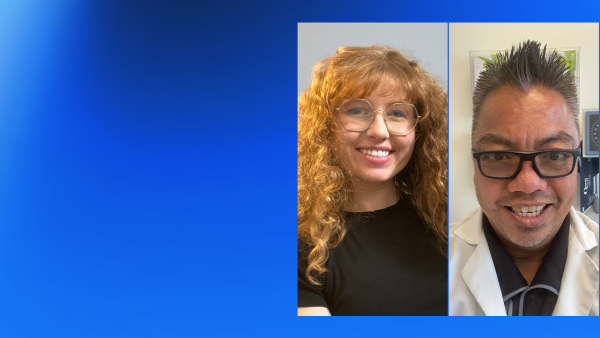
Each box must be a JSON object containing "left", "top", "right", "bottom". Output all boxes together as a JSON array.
[
  {"left": 554, "top": 208, "right": 599, "bottom": 316},
  {"left": 457, "top": 210, "right": 507, "bottom": 316}
]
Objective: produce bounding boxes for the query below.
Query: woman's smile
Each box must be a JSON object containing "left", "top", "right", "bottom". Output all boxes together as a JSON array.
[{"left": 357, "top": 147, "right": 393, "bottom": 164}]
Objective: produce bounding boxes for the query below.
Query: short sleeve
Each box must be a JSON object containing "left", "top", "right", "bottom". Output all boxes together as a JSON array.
[{"left": 298, "top": 240, "right": 328, "bottom": 308}]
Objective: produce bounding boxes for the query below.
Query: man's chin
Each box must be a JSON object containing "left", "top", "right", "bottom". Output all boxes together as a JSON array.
[
  {"left": 503, "top": 223, "right": 550, "bottom": 248},
  {"left": 488, "top": 206, "right": 554, "bottom": 248}
]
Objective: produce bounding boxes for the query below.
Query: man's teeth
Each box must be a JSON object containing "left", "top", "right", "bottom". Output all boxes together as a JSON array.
[
  {"left": 360, "top": 149, "right": 390, "bottom": 157},
  {"left": 510, "top": 205, "right": 546, "bottom": 217}
]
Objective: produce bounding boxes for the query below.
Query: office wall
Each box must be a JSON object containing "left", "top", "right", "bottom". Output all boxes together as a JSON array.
[
  {"left": 298, "top": 23, "right": 447, "bottom": 97},
  {"left": 449, "top": 23, "right": 599, "bottom": 223}
]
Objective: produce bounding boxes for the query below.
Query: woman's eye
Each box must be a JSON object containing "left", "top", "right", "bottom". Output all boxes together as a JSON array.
[
  {"left": 388, "top": 110, "right": 407, "bottom": 118},
  {"left": 346, "top": 108, "right": 369, "bottom": 115}
]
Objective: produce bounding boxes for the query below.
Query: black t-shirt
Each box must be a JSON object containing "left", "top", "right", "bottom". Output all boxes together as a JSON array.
[{"left": 298, "top": 199, "right": 448, "bottom": 316}]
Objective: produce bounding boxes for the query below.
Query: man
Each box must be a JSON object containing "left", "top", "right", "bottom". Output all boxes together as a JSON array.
[{"left": 449, "top": 40, "right": 599, "bottom": 316}]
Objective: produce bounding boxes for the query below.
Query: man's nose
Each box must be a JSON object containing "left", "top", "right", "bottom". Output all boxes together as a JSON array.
[
  {"left": 366, "top": 112, "right": 389, "bottom": 139},
  {"left": 507, "top": 161, "right": 548, "bottom": 194}
]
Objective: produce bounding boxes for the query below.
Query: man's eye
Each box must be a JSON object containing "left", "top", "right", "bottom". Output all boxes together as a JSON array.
[
  {"left": 545, "top": 152, "right": 569, "bottom": 161},
  {"left": 481, "top": 153, "right": 511, "bottom": 161}
]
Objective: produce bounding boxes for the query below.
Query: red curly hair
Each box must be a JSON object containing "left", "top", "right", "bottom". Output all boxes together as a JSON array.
[{"left": 298, "top": 46, "right": 448, "bottom": 285}]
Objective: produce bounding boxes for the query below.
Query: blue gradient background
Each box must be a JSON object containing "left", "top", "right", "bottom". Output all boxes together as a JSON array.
[{"left": 0, "top": 0, "right": 598, "bottom": 337}]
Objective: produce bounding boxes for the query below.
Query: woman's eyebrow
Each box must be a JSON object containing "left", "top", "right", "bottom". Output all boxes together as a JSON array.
[{"left": 536, "top": 131, "right": 576, "bottom": 148}]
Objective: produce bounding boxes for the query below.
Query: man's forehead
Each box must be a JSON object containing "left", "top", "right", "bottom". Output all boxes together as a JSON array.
[
  {"left": 475, "top": 131, "right": 577, "bottom": 149},
  {"left": 479, "top": 86, "right": 570, "bottom": 116},
  {"left": 473, "top": 86, "right": 579, "bottom": 148}
]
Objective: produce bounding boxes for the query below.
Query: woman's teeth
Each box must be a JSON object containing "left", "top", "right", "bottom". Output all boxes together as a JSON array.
[
  {"left": 360, "top": 149, "right": 390, "bottom": 158},
  {"left": 510, "top": 205, "right": 546, "bottom": 217}
]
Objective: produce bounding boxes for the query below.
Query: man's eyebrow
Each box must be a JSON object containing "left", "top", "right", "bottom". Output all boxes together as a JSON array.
[
  {"left": 537, "top": 131, "right": 576, "bottom": 148},
  {"left": 474, "top": 133, "right": 516, "bottom": 149}
]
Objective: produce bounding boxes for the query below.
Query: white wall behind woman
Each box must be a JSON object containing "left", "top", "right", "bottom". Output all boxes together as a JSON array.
[
  {"left": 298, "top": 23, "right": 448, "bottom": 97},
  {"left": 449, "top": 23, "right": 599, "bottom": 223}
]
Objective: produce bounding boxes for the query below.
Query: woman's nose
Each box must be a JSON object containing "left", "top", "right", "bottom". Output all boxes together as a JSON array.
[{"left": 366, "top": 112, "right": 389, "bottom": 139}]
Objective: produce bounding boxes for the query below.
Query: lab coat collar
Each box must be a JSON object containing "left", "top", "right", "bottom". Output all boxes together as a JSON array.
[
  {"left": 553, "top": 207, "right": 599, "bottom": 316},
  {"left": 455, "top": 209, "right": 508, "bottom": 315},
  {"left": 455, "top": 207, "right": 599, "bottom": 316}
]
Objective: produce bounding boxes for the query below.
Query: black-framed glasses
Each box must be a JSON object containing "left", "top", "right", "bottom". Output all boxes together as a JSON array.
[
  {"left": 472, "top": 148, "right": 581, "bottom": 179},
  {"left": 335, "top": 98, "right": 420, "bottom": 136}
]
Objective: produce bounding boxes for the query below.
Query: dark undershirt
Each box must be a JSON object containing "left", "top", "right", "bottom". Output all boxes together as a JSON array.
[
  {"left": 483, "top": 213, "right": 569, "bottom": 316},
  {"left": 298, "top": 198, "right": 448, "bottom": 316}
]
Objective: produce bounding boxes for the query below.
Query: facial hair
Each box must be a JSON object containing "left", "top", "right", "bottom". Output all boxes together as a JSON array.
[{"left": 493, "top": 191, "right": 560, "bottom": 248}]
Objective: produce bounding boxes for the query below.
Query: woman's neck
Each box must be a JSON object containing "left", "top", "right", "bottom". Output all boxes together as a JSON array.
[{"left": 345, "top": 179, "right": 399, "bottom": 212}]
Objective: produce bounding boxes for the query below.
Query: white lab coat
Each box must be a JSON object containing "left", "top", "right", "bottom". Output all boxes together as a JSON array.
[{"left": 449, "top": 207, "right": 599, "bottom": 316}]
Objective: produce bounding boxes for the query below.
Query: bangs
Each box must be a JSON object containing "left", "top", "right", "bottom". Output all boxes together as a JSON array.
[
  {"left": 321, "top": 46, "right": 429, "bottom": 112},
  {"left": 332, "top": 67, "right": 420, "bottom": 108}
]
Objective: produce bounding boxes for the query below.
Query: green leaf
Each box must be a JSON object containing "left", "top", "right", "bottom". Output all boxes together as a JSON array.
[
  {"left": 478, "top": 56, "right": 494, "bottom": 63},
  {"left": 478, "top": 55, "right": 498, "bottom": 70}
]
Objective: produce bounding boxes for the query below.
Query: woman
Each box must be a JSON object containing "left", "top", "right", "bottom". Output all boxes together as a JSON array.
[{"left": 298, "top": 46, "right": 448, "bottom": 316}]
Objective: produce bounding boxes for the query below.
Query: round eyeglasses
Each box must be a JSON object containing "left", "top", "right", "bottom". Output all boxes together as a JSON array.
[
  {"left": 472, "top": 148, "right": 581, "bottom": 179},
  {"left": 335, "top": 98, "right": 420, "bottom": 136}
]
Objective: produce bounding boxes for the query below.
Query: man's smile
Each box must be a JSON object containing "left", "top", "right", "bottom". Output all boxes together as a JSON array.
[{"left": 507, "top": 204, "right": 548, "bottom": 217}]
